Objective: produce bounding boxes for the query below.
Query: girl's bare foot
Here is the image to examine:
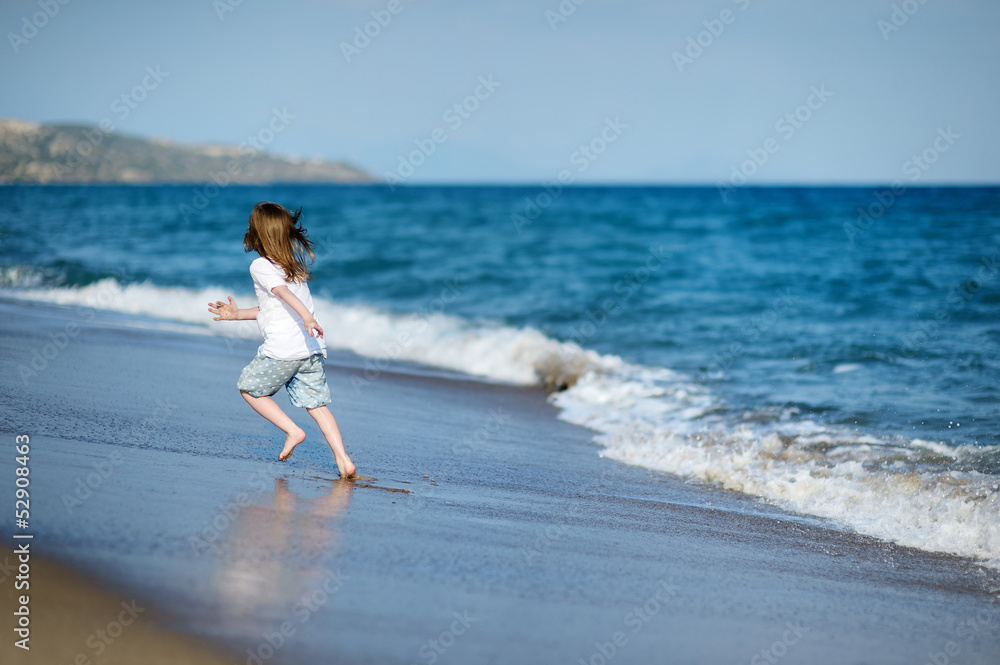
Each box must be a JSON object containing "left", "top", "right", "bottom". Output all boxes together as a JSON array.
[
  {"left": 279, "top": 428, "right": 307, "bottom": 461},
  {"left": 337, "top": 455, "right": 357, "bottom": 479}
]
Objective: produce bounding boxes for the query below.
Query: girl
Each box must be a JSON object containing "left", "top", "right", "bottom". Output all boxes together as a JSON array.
[{"left": 208, "top": 202, "right": 356, "bottom": 478}]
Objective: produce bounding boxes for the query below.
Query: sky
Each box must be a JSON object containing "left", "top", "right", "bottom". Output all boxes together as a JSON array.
[{"left": 1, "top": 0, "right": 998, "bottom": 184}]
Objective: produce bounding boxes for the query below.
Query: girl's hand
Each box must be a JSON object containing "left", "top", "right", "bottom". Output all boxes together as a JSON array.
[
  {"left": 208, "top": 297, "right": 240, "bottom": 321},
  {"left": 302, "top": 317, "right": 324, "bottom": 338}
]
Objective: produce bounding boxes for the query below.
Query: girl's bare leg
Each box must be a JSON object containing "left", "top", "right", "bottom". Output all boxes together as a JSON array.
[
  {"left": 241, "top": 392, "right": 306, "bottom": 461},
  {"left": 306, "top": 405, "right": 356, "bottom": 478}
]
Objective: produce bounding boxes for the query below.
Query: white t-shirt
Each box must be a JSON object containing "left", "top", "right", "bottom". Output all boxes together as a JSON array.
[{"left": 249, "top": 257, "right": 327, "bottom": 361}]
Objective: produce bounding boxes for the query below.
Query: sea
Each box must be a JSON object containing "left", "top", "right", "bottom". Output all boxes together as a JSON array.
[{"left": 1, "top": 184, "right": 998, "bottom": 567}]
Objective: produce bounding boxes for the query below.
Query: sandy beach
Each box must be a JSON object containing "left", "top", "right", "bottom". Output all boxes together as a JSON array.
[{"left": 2, "top": 296, "right": 999, "bottom": 665}]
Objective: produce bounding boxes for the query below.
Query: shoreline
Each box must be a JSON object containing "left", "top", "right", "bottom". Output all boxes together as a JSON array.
[
  {"left": 2, "top": 546, "right": 238, "bottom": 665},
  {"left": 2, "top": 296, "right": 999, "bottom": 664}
]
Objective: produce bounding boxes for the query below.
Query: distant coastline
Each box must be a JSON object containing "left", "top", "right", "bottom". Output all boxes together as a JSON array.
[{"left": 0, "top": 118, "right": 373, "bottom": 184}]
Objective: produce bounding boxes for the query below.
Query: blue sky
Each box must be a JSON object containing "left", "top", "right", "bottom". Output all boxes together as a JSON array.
[{"left": 1, "top": 0, "right": 997, "bottom": 183}]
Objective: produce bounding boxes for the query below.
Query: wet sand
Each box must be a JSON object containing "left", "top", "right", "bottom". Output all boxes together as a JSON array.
[
  {"left": 1, "top": 297, "right": 998, "bottom": 664},
  {"left": 1, "top": 546, "right": 235, "bottom": 665}
]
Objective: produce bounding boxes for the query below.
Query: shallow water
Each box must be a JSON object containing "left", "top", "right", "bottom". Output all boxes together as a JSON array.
[{"left": 1, "top": 184, "right": 998, "bottom": 565}]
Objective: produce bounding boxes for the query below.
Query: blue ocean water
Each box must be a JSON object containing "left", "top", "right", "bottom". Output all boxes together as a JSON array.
[{"left": 1, "top": 184, "right": 998, "bottom": 563}]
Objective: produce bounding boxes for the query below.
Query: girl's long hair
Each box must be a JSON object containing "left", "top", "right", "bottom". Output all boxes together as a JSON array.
[{"left": 243, "top": 202, "right": 315, "bottom": 282}]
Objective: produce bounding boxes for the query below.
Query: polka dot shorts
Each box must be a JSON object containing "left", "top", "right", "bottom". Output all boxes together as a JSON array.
[{"left": 237, "top": 352, "right": 331, "bottom": 409}]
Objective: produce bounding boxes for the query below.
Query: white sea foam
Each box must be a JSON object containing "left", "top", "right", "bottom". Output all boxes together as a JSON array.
[
  {"left": 553, "top": 370, "right": 1000, "bottom": 568},
  {"left": 4, "top": 278, "right": 1000, "bottom": 568}
]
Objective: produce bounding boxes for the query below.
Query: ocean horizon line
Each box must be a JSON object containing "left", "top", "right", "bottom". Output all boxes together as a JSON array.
[{"left": 1, "top": 181, "right": 998, "bottom": 188}]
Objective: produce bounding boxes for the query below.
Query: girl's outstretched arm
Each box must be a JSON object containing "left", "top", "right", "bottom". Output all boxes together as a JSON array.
[
  {"left": 271, "top": 286, "right": 323, "bottom": 338},
  {"left": 208, "top": 296, "right": 258, "bottom": 321}
]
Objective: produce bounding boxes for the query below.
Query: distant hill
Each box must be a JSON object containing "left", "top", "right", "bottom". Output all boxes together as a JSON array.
[{"left": 0, "top": 118, "right": 373, "bottom": 184}]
